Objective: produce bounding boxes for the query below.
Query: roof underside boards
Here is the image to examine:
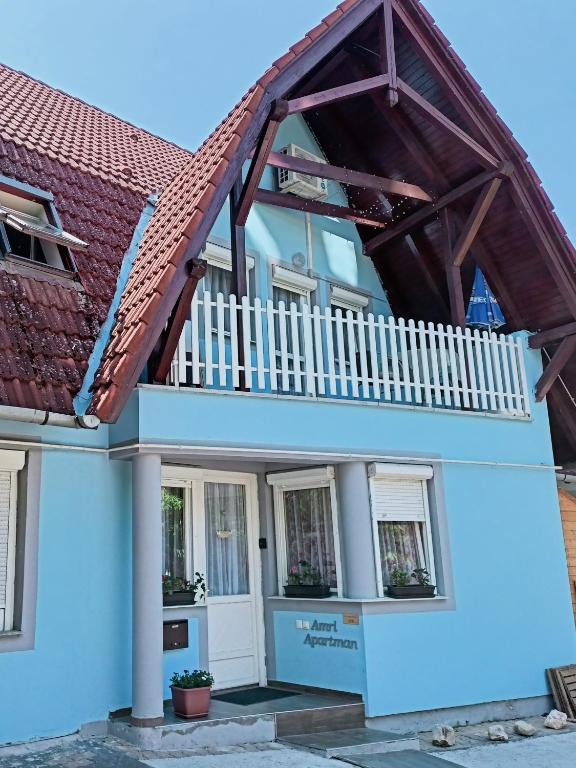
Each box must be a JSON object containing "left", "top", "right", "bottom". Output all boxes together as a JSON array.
[{"left": 0, "top": 64, "right": 192, "bottom": 413}]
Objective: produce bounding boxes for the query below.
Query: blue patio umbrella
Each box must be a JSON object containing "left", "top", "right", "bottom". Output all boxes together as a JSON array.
[{"left": 466, "top": 267, "right": 505, "bottom": 330}]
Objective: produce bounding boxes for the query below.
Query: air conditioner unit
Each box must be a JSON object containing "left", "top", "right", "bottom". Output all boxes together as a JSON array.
[{"left": 277, "top": 144, "right": 328, "bottom": 200}]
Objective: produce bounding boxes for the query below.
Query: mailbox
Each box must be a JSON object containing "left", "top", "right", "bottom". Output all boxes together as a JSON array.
[{"left": 163, "top": 620, "right": 189, "bottom": 651}]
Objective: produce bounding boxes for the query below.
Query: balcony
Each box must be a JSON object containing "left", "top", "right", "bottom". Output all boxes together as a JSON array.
[{"left": 168, "top": 291, "right": 531, "bottom": 418}]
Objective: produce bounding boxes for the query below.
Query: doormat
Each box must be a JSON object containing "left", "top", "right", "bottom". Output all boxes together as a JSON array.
[{"left": 212, "top": 687, "right": 296, "bottom": 706}]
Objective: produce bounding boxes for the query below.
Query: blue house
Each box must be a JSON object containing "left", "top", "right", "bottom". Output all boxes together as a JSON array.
[{"left": 0, "top": 0, "right": 575, "bottom": 748}]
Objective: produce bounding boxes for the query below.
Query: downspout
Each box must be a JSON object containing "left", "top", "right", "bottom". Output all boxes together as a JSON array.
[{"left": 73, "top": 193, "right": 158, "bottom": 421}]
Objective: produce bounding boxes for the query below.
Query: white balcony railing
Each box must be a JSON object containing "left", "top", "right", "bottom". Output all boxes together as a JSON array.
[{"left": 169, "top": 291, "right": 531, "bottom": 418}]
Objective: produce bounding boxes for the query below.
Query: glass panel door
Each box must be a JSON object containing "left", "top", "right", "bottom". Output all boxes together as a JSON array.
[
  {"left": 204, "top": 482, "right": 249, "bottom": 596},
  {"left": 162, "top": 486, "right": 186, "bottom": 579}
]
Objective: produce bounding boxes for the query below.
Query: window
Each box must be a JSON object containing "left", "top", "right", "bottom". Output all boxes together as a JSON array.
[
  {"left": 368, "top": 463, "right": 437, "bottom": 597},
  {"left": 0, "top": 450, "right": 25, "bottom": 633},
  {"left": 200, "top": 242, "right": 255, "bottom": 334},
  {"left": 267, "top": 466, "right": 341, "bottom": 596},
  {"left": 162, "top": 486, "right": 187, "bottom": 581},
  {"left": 330, "top": 285, "right": 370, "bottom": 375},
  {"left": 0, "top": 181, "right": 86, "bottom": 271}
]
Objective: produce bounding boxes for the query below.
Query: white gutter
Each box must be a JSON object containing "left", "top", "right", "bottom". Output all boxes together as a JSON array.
[{"left": 0, "top": 404, "right": 99, "bottom": 430}]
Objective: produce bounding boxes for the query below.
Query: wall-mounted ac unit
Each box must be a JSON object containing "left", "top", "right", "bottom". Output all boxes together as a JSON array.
[{"left": 277, "top": 144, "right": 328, "bottom": 200}]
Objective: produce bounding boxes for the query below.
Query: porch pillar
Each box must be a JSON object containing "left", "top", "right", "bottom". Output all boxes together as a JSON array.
[
  {"left": 131, "top": 453, "right": 164, "bottom": 726},
  {"left": 337, "top": 462, "right": 379, "bottom": 599}
]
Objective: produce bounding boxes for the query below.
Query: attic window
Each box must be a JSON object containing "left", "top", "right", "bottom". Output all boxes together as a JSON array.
[{"left": 0, "top": 183, "right": 87, "bottom": 272}]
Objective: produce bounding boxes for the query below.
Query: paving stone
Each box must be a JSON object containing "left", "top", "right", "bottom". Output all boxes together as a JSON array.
[{"left": 0, "top": 740, "right": 146, "bottom": 768}]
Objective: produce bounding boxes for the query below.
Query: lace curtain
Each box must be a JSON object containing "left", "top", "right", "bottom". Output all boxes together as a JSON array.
[
  {"left": 204, "top": 482, "right": 249, "bottom": 596},
  {"left": 284, "top": 486, "right": 337, "bottom": 587},
  {"left": 378, "top": 521, "right": 424, "bottom": 585}
]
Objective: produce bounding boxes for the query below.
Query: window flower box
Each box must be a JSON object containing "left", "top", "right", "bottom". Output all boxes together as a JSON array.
[
  {"left": 385, "top": 584, "right": 436, "bottom": 599},
  {"left": 283, "top": 584, "right": 331, "bottom": 599},
  {"left": 163, "top": 573, "right": 206, "bottom": 607}
]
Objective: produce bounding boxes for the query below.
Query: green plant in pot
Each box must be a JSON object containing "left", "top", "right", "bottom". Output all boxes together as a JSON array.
[
  {"left": 386, "top": 567, "right": 436, "bottom": 599},
  {"left": 163, "top": 572, "right": 206, "bottom": 606},
  {"left": 170, "top": 669, "right": 215, "bottom": 719},
  {"left": 283, "top": 560, "right": 331, "bottom": 598}
]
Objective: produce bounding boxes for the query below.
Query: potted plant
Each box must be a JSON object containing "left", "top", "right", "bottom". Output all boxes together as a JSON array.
[
  {"left": 163, "top": 572, "right": 206, "bottom": 606},
  {"left": 386, "top": 567, "right": 436, "bottom": 599},
  {"left": 170, "top": 669, "right": 215, "bottom": 719},
  {"left": 283, "top": 560, "right": 331, "bottom": 598}
]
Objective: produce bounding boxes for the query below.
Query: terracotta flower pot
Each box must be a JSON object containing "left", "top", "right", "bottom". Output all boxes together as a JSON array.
[{"left": 171, "top": 685, "right": 212, "bottom": 719}]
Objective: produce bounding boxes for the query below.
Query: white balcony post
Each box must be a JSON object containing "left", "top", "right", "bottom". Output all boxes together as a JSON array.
[
  {"left": 337, "top": 462, "right": 379, "bottom": 599},
  {"left": 131, "top": 453, "right": 164, "bottom": 726}
]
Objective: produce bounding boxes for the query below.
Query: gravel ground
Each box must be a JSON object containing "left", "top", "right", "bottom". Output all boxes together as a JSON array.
[{"left": 436, "top": 732, "right": 576, "bottom": 768}]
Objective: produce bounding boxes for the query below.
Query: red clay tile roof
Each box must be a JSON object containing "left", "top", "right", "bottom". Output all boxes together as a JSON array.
[
  {"left": 0, "top": 64, "right": 191, "bottom": 195},
  {"left": 91, "top": 0, "right": 365, "bottom": 420},
  {"left": 0, "top": 64, "right": 192, "bottom": 414}
]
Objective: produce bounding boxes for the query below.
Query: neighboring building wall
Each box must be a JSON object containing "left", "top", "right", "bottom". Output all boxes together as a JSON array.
[
  {"left": 559, "top": 488, "right": 576, "bottom": 623},
  {"left": 0, "top": 422, "right": 132, "bottom": 746}
]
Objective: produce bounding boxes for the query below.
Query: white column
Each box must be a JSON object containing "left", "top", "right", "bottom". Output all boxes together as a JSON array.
[
  {"left": 131, "top": 453, "right": 164, "bottom": 725},
  {"left": 337, "top": 462, "right": 379, "bottom": 599}
]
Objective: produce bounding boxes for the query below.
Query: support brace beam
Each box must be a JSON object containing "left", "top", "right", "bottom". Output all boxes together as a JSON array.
[
  {"left": 442, "top": 209, "right": 466, "bottom": 328},
  {"left": 529, "top": 322, "right": 576, "bottom": 349},
  {"left": 452, "top": 178, "right": 503, "bottom": 267},
  {"left": 254, "top": 188, "right": 389, "bottom": 228},
  {"left": 152, "top": 258, "right": 207, "bottom": 383},
  {"left": 366, "top": 163, "right": 512, "bottom": 254},
  {"left": 265, "top": 151, "right": 432, "bottom": 202},
  {"left": 286, "top": 74, "right": 390, "bottom": 115},
  {"left": 396, "top": 79, "right": 500, "bottom": 169},
  {"left": 235, "top": 101, "right": 288, "bottom": 227},
  {"left": 380, "top": 0, "right": 398, "bottom": 107},
  {"left": 536, "top": 336, "right": 576, "bottom": 402}
]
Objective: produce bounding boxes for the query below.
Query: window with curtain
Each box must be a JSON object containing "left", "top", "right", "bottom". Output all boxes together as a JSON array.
[
  {"left": 331, "top": 299, "right": 367, "bottom": 373},
  {"left": 204, "top": 482, "right": 249, "bottom": 596},
  {"left": 283, "top": 486, "right": 337, "bottom": 588},
  {"left": 204, "top": 264, "right": 233, "bottom": 333},
  {"left": 369, "top": 464, "right": 436, "bottom": 593},
  {"left": 162, "top": 487, "right": 186, "bottom": 580}
]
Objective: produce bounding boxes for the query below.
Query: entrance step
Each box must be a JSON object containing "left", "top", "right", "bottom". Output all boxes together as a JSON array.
[
  {"left": 275, "top": 702, "right": 365, "bottom": 737},
  {"left": 338, "top": 751, "right": 462, "bottom": 767},
  {"left": 278, "top": 728, "right": 420, "bottom": 758}
]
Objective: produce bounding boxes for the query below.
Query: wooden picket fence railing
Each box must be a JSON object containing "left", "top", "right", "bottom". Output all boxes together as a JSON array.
[{"left": 169, "top": 291, "right": 531, "bottom": 417}]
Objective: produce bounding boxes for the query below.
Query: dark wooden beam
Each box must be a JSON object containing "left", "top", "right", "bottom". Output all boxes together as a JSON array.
[
  {"left": 404, "top": 233, "right": 449, "bottom": 315},
  {"left": 254, "top": 188, "right": 389, "bottom": 228},
  {"left": 529, "top": 321, "right": 576, "bottom": 349},
  {"left": 536, "top": 336, "right": 576, "bottom": 402},
  {"left": 396, "top": 79, "right": 500, "bottom": 169},
  {"left": 442, "top": 209, "right": 466, "bottom": 327},
  {"left": 286, "top": 74, "right": 390, "bottom": 115},
  {"left": 152, "top": 258, "right": 207, "bottom": 384},
  {"left": 366, "top": 164, "right": 512, "bottom": 254},
  {"left": 452, "top": 178, "right": 503, "bottom": 267},
  {"left": 235, "top": 101, "right": 288, "bottom": 227},
  {"left": 229, "top": 176, "right": 248, "bottom": 299},
  {"left": 380, "top": 0, "right": 398, "bottom": 106},
  {"left": 265, "top": 151, "right": 432, "bottom": 202}
]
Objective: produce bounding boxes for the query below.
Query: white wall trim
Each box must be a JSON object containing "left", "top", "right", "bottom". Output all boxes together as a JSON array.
[
  {"left": 266, "top": 465, "right": 334, "bottom": 489},
  {"left": 0, "top": 450, "right": 25, "bottom": 471}
]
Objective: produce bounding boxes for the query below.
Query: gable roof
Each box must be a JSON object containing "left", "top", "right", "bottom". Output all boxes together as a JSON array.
[{"left": 0, "top": 64, "right": 192, "bottom": 414}]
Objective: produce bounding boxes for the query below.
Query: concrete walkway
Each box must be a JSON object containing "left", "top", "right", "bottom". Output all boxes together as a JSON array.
[{"left": 437, "top": 732, "right": 576, "bottom": 768}]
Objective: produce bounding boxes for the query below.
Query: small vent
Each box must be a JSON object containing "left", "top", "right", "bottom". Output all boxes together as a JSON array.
[{"left": 277, "top": 144, "right": 328, "bottom": 200}]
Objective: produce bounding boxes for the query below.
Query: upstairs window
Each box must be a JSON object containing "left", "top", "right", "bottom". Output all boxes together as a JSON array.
[{"left": 0, "top": 179, "right": 87, "bottom": 272}]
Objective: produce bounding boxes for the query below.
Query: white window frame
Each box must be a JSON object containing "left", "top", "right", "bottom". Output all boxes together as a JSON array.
[
  {"left": 368, "top": 463, "right": 437, "bottom": 598},
  {"left": 0, "top": 450, "right": 25, "bottom": 633},
  {"left": 330, "top": 285, "right": 370, "bottom": 314},
  {"left": 203, "top": 241, "right": 255, "bottom": 275},
  {"left": 267, "top": 466, "right": 342, "bottom": 597}
]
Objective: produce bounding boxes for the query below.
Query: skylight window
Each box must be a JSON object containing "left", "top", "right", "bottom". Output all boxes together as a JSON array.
[{"left": 0, "top": 184, "right": 87, "bottom": 272}]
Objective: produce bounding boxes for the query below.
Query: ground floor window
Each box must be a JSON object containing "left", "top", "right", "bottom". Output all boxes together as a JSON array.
[
  {"left": 368, "top": 463, "right": 437, "bottom": 596},
  {"left": 267, "top": 466, "right": 341, "bottom": 595},
  {"left": 0, "top": 450, "right": 25, "bottom": 633},
  {"left": 162, "top": 486, "right": 186, "bottom": 581}
]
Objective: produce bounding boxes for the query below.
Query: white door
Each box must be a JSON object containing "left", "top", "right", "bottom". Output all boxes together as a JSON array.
[{"left": 162, "top": 468, "right": 265, "bottom": 691}]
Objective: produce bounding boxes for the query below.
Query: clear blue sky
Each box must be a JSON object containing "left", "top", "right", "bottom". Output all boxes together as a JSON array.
[{"left": 1, "top": 0, "right": 574, "bottom": 240}]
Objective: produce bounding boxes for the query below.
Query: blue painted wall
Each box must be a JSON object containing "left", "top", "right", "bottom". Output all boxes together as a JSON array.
[
  {"left": 163, "top": 617, "right": 200, "bottom": 700},
  {"left": 0, "top": 436, "right": 133, "bottom": 745}
]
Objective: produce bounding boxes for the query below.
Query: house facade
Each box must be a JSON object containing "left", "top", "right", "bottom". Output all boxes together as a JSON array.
[{"left": 0, "top": 0, "right": 575, "bottom": 747}]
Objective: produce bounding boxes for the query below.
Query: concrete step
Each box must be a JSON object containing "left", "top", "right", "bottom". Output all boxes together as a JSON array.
[
  {"left": 275, "top": 702, "right": 365, "bottom": 738},
  {"left": 337, "top": 750, "right": 461, "bottom": 767},
  {"left": 278, "top": 727, "right": 420, "bottom": 757}
]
